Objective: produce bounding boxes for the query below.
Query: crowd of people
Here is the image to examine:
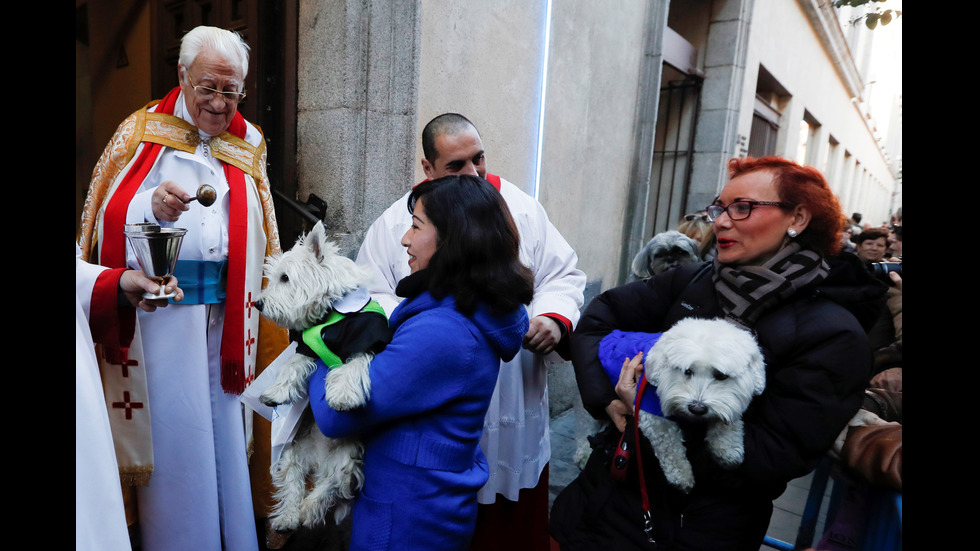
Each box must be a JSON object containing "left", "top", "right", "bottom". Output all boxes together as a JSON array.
[
  {"left": 77, "top": 24, "right": 899, "bottom": 551},
  {"left": 816, "top": 215, "right": 902, "bottom": 550}
]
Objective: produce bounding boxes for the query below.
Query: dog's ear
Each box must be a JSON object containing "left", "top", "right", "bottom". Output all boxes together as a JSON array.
[
  {"left": 644, "top": 342, "right": 664, "bottom": 387},
  {"left": 306, "top": 221, "right": 329, "bottom": 263},
  {"left": 630, "top": 244, "right": 653, "bottom": 279},
  {"left": 682, "top": 236, "right": 701, "bottom": 261}
]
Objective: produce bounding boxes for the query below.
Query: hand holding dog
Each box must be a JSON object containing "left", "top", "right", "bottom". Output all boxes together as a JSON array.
[
  {"left": 605, "top": 400, "right": 632, "bottom": 433},
  {"left": 522, "top": 315, "right": 562, "bottom": 355},
  {"left": 604, "top": 352, "right": 644, "bottom": 433},
  {"left": 615, "top": 352, "right": 644, "bottom": 406}
]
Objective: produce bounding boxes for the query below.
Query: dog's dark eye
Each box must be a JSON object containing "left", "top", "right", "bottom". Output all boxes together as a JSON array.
[
  {"left": 280, "top": 273, "right": 289, "bottom": 283},
  {"left": 683, "top": 368, "right": 693, "bottom": 378},
  {"left": 712, "top": 370, "right": 729, "bottom": 381}
]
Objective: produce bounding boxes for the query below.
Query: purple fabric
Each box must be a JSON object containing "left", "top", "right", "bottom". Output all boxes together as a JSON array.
[{"left": 598, "top": 330, "right": 664, "bottom": 415}]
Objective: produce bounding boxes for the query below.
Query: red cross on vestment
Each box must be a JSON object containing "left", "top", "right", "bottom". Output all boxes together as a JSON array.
[
  {"left": 246, "top": 292, "right": 256, "bottom": 319},
  {"left": 112, "top": 391, "right": 144, "bottom": 420},
  {"left": 111, "top": 358, "right": 139, "bottom": 378}
]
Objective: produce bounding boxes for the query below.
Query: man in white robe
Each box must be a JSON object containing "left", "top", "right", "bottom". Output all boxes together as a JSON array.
[
  {"left": 78, "top": 26, "right": 286, "bottom": 551},
  {"left": 356, "top": 113, "right": 586, "bottom": 548}
]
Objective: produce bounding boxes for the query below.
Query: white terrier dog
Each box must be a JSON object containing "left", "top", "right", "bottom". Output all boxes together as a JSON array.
[
  {"left": 256, "top": 221, "right": 391, "bottom": 532},
  {"left": 637, "top": 317, "right": 765, "bottom": 493}
]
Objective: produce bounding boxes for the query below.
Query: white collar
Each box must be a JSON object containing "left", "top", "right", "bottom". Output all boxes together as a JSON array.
[{"left": 333, "top": 287, "right": 371, "bottom": 314}]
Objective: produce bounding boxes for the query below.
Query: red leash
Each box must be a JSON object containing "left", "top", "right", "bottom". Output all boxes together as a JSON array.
[{"left": 633, "top": 375, "right": 656, "bottom": 544}]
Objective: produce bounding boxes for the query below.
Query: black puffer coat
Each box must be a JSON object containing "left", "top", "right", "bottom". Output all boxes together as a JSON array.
[{"left": 553, "top": 258, "right": 878, "bottom": 551}]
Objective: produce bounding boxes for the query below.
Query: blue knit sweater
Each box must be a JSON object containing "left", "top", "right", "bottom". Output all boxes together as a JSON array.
[{"left": 308, "top": 290, "right": 528, "bottom": 551}]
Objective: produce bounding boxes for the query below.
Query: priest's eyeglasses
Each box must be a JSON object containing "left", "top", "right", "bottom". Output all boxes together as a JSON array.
[
  {"left": 706, "top": 201, "right": 792, "bottom": 222},
  {"left": 187, "top": 75, "right": 246, "bottom": 103}
]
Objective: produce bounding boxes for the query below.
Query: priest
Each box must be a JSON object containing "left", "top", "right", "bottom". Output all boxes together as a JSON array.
[{"left": 78, "top": 25, "right": 286, "bottom": 551}]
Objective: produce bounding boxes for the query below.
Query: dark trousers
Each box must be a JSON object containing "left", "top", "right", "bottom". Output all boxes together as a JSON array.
[{"left": 470, "top": 464, "right": 551, "bottom": 551}]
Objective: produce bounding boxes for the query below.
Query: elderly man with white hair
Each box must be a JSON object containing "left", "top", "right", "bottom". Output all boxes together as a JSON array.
[{"left": 79, "top": 25, "right": 285, "bottom": 550}]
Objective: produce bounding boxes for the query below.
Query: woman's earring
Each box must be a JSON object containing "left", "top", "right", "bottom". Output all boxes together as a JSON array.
[{"left": 787, "top": 228, "right": 798, "bottom": 238}]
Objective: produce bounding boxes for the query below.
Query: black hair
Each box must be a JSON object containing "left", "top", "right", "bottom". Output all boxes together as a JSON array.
[
  {"left": 407, "top": 175, "right": 534, "bottom": 316},
  {"left": 421, "top": 113, "right": 479, "bottom": 164}
]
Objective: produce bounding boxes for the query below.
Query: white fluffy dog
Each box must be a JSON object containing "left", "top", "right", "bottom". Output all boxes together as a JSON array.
[
  {"left": 256, "top": 221, "right": 389, "bottom": 532},
  {"left": 637, "top": 318, "right": 766, "bottom": 493}
]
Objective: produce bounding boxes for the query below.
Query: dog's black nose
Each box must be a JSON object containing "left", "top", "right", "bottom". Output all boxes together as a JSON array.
[
  {"left": 254, "top": 299, "right": 264, "bottom": 312},
  {"left": 688, "top": 402, "right": 708, "bottom": 416}
]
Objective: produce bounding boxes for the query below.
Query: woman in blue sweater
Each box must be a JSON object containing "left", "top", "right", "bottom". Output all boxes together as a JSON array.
[{"left": 308, "top": 175, "right": 534, "bottom": 550}]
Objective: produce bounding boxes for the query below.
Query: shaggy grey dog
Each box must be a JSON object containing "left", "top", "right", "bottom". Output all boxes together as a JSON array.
[{"left": 629, "top": 230, "right": 702, "bottom": 281}]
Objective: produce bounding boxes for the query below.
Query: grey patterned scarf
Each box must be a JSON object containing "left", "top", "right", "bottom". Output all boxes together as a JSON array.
[{"left": 712, "top": 242, "right": 829, "bottom": 329}]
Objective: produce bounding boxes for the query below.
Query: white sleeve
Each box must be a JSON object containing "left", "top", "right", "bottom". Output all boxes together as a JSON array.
[
  {"left": 502, "top": 181, "right": 586, "bottom": 329},
  {"left": 526, "top": 198, "right": 586, "bottom": 327},
  {"left": 128, "top": 187, "right": 163, "bottom": 225},
  {"left": 76, "top": 243, "right": 109, "bottom": 321},
  {"left": 354, "top": 194, "right": 412, "bottom": 317},
  {"left": 120, "top": 139, "right": 168, "bottom": 228}
]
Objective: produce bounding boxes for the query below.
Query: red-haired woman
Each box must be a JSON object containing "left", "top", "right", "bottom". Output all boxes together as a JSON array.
[{"left": 555, "top": 157, "right": 884, "bottom": 550}]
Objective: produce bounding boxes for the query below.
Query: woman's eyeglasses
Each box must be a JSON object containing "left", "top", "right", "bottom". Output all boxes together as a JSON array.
[{"left": 706, "top": 201, "right": 792, "bottom": 221}]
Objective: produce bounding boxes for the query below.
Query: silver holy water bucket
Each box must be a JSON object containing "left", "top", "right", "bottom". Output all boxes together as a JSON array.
[{"left": 124, "top": 223, "right": 187, "bottom": 299}]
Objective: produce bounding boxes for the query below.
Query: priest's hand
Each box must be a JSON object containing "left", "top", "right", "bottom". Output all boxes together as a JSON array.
[{"left": 153, "top": 180, "right": 192, "bottom": 222}]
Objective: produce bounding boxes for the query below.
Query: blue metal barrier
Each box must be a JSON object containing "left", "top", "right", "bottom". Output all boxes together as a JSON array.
[
  {"left": 762, "top": 458, "right": 902, "bottom": 551},
  {"left": 861, "top": 491, "right": 902, "bottom": 551},
  {"left": 763, "top": 458, "right": 832, "bottom": 550},
  {"left": 762, "top": 535, "right": 795, "bottom": 551}
]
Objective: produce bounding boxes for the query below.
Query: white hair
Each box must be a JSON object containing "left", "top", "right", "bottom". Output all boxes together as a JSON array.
[{"left": 178, "top": 26, "right": 250, "bottom": 80}]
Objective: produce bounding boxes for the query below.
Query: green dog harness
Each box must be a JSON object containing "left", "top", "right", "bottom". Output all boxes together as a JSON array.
[{"left": 301, "top": 299, "right": 387, "bottom": 369}]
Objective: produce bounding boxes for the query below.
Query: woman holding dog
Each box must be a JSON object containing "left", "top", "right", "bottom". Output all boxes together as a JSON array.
[
  {"left": 554, "top": 157, "right": 881, "bottom": 550},
  {"left": 307, "top": 175, "right": 534, "bottom": 550}
]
